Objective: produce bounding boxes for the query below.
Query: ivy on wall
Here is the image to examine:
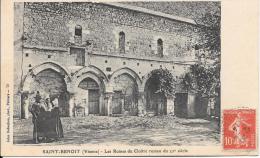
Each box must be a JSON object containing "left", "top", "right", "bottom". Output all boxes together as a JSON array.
[{"left": 148, "top": 68, "right": 176, "bottom": 97}]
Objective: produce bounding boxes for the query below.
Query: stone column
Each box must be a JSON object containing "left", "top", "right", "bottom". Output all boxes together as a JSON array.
[
  {"left": 21, "top": 92, "right": 30, "bottom": 119},
  {"left": 121, "top": 94, "right": 125, "bottom": 114},
  {"left": 166, "top": 96, "right": 175, "bottom": 115},
  {"left": 99, "top": 93, "right": 104, "bottom": 115},
  {"left": 187, "top": 92, "right": 196, "bottom": 118},
  {"left": 105, "top": 92, "right": 113, "bottom": 116},
  {"left": 69, "top": 93, "right": 75, "bottom": 117},
  {"left": 84, "top": 90, "right": 89, "bottom": 116},
  {"left": 138, "top": 92, "right": 145, "bottom": 116}
]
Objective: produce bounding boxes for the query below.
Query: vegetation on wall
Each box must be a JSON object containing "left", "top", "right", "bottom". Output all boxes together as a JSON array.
[
  {"left": 198, "top": 16, "right": 220, "bottom": 53},
  {"left": 182, "top": 7, "right": 221, "bottom": 119},
  {"left": 149, "top": 68, "right": 176, "bottom": 97},
  {"left": 183, "top": 4, "right": 221, "bottom": 96},
  {"left": 196, "top": 5, "right": 221, "bottom": 60},
  {"left": 182, "top": 63, "right": 220, "bottom": 97}
]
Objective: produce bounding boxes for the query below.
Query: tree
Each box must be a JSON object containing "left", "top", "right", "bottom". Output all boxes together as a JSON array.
[
  {"left": 182, "top": 9, "right": 221, "bottom": 119},
  {"left": 182, "top": 63, "right": 220, "bottom": 97},
  {"left": 149, "top": 68, "right": 176, "bottom": 97},
  {"left": 195, "top": 5, "right": 221, "bottom": 60},
  {"left": 183, "top": 6, "right": 221, "bottom": 96}
]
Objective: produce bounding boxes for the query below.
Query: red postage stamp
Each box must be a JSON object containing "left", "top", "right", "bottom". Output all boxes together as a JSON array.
[{"left": 223, "top": 109, "right": 256, "bottom": 150}]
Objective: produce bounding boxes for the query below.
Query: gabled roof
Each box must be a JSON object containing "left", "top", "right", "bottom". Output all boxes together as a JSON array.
[{"left": 101, "top": 2, "right": 197, "bottom": 25}]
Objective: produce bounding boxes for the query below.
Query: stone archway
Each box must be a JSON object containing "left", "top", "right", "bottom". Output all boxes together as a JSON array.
[
  {"left": 72, "top": 67, "right": 107, "bottom": 116},
  {"left": 143, "top": 72, "right": 167, "bottom": 116},
  {"left": 78, "top": 78, "right": 101, "bottom": 115},
  {"left": 110, "top": 68, "right": 141, "bottom": 116},
  {"left": 30, "top": 69, "right": 70, "bottom": 116},
  {"left": 21, "top": 62, "right": 71, "bottom": 118},
  {"left": 110, "top": 67, "right": 142, "bottom": 90},
  {"left": 112, "top": 73, "right": 139, "bottom": 115},
  {"left": 23, "top": 62, "right": 71, "bottom": 92}
]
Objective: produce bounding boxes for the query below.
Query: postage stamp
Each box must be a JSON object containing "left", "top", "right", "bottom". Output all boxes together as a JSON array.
[{"left": 223, "top": 109, "right": 256, "bottom": 150}]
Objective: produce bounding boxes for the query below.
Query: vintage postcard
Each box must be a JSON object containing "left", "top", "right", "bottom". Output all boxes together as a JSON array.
[{"left": 1, "top": 0, "right": 259, "bottom": 156}]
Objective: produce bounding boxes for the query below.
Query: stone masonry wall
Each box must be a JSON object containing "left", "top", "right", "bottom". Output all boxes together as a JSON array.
[
  {"left": 14, "top": 3, "right": 24, "bottom": 118},
  {"left": 23, "top": 2, "right": 199, "bottom": 60},
  {"left": 21, "top": 48, "right": 190, "bottom": 82},
  {"left": 14, "top": 2, "right": 199, "bottom": 118}
]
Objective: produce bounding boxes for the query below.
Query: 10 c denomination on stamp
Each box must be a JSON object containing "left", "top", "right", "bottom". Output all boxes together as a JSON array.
[{"left": 223, "top": 109, "right": 256, "bottom": 150}]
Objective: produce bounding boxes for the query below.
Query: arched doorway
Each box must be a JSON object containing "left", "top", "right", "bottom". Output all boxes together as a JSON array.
[
  {"left": 29, "top": 68, "right": 69, "bottom": 116},
  {"left": 112, "top": 73, "right": 139, "bottom": 115},
  {"left": 144, "top": 75, "right": 167, "bottom": 115},
  {"left": 72, "top": 66, "right": 107, "bottom": 116},
  {"left": 78, "top": 78, "right": 100, "bottom": 115}
]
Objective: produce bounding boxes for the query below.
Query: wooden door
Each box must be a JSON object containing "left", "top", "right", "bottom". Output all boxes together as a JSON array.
[
  {"left": 112, "top": 91, "right": 122, "bottom": 114},
  {"left": 88, "top": 90, "right": 99, "bottom": 114}
]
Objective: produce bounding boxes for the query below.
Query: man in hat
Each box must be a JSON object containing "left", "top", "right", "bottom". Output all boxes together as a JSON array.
[{"left": 29, "top": 97, "right": 45, "bottom": 143}]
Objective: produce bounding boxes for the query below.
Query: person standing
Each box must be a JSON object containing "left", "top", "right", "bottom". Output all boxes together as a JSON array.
[
  {"left": 45, "top": 95, "right": 52, "bottom": 111},
  {"left": 35, "top": 91, "right": 42, "bottom": 104},
  {"left": 29, "top": 97, "right": 45, "bottom": 143},
  {"left": 51, "top": 98, "right": 64, "bottom": 139}
]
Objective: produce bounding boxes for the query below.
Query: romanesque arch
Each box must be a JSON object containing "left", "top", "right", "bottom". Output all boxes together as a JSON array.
[
  {"left": 142, "top": 70, "right": 167, "bottom": 115},
  {"left": 109, "top": 67, "right": 141, "bottom": 115},
  {"left": 72, "top": 65, "right": 108, "bottom": 87},
  {"left": 110, "top": 67, "right": 142, "bottom": 90},
  {"left": 21, "top": 62, "right": 71, "bottom": 118},
  {"left": 71, "top": 66, "right": 107, "bottom": 116},
  {"left": 70, "top": 65, "right": 108, "bottom": 91},
  {"left": 23, "top": 62, "right": 71, "bottom": 92},
  {"left": 72, "top": 71, "right": 106, "bottom": 92}
]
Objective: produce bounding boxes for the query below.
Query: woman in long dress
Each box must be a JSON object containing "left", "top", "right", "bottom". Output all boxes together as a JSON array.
[
  {"left": 38, "top": 96, "right": 64, "bottom": 141},
  {"left": 51, "top": 98, "right": 64, "bottom": 139}
]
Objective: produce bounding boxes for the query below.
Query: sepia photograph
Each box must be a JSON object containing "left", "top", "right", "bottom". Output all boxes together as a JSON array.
[{"left": 12, "top": 1, "right": 221, "bottom": 146}]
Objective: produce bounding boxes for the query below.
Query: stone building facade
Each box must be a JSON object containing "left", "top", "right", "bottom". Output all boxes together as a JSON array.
[{"left": 14, "top": 2, "right": 201, "bottom": 119}]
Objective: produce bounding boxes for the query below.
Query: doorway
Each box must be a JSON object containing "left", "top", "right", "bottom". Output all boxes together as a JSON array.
[
  {"left": 88, "top": 89, "right": 100, "bottom": 114},
  {"left": 78, "top": 78, "right": 101, "bottom": 115},
  {"left": 112, "top": 91, "right": 122, "bottom": 114}
]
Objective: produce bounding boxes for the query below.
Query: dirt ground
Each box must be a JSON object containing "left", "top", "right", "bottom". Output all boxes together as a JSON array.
[{"left": 13, "top": 115, "right": 220, "bottom": 146}]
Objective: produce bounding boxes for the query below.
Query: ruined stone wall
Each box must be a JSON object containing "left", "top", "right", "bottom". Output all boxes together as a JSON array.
[
  {"left": 23, "top": 2, "right": 199, "bottom": 60},
  {"left": 89, "top": 54, "right": 189, "bottom": 80},
  {"left": 22, "top": 48, "right": 73, "bottom": 75},
  {"left": 14, "top": 2, "right": 199, "bottom": 118},
  {"left": 21, "top": 46, "right": 190, "bottom": 84},
  {"left": 14, "top": 3, "right": 24, "bottom": 118}
]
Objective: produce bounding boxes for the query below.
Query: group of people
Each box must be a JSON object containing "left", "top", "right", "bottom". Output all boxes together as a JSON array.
[{"left": 29, "top": 91, "right": 64, "bottom": 143}]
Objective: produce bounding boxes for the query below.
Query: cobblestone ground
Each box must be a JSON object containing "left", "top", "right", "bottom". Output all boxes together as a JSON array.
[{"left": 14, "top": 115, "right": 220, "bottom": 146}]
